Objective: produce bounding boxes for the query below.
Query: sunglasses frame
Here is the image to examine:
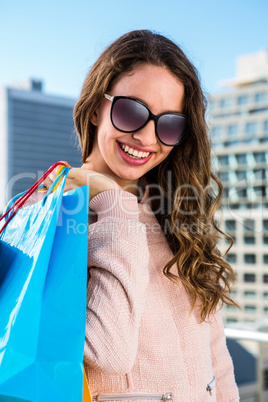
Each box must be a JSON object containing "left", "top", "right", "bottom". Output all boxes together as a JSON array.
[{"left": 104, "top": 94, "right": 187, "bottom": 147}]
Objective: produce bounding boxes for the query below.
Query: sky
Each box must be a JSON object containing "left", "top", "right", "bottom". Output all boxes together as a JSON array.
[{"left": 1, "top": 0, "right": 268, "bottom": 100}]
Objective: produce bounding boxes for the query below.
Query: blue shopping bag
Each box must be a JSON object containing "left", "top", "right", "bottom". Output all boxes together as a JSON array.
[{"left": 0, "top": 165, "right": 89, "bottom": 402}]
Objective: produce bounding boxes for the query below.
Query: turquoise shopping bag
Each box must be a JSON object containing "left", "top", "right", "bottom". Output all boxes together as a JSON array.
[{"left": 0, "top": 165, "right": 89, "bottom": 402}]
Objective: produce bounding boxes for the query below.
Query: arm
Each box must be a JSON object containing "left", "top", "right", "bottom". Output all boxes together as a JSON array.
[
  {"left": 84, "top": 190, "right": 150, "bottom": 375},
  {"left": 210, "top": 308, "right": 240, "bottom": 401}
]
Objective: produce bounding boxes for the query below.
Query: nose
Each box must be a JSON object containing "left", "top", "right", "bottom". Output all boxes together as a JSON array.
[{"left": 132, "top": 120, "right": 158, "bottom": 147}]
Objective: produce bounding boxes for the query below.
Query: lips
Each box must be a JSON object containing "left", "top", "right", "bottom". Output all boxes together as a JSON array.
[
  {"left": 117, "top": 141, "right": 155, "bottom": 154},
  {"left": 118, "top": 142, "right": 151, "bottom": 159},
  {"left": 116, "top": 141, "right": 154, "bottom": 166}
]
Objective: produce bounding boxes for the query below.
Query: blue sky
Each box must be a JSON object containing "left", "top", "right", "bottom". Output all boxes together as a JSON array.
[{"left": 1, "top": 0, "right": 267, "bottom": 100}]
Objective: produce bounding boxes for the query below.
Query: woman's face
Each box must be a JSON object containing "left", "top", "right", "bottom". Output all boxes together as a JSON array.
[{"left": 85, "top": 64, "right": 185, "bottom": 194}]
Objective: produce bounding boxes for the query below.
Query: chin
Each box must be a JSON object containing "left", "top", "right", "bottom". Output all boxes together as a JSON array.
[
  {"left": 119, "top": 173, "right": 141, "bottom": 181},
  {"left": 116, "top": 171, "right": 142, "bottom": 181}
]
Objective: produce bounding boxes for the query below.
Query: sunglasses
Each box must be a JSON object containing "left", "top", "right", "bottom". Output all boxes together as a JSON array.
[{"left": 104, "top": 94, "right": 187, "bottom": 146}]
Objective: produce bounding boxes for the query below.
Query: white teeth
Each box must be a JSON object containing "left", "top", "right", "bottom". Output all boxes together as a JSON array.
[{"left": 120, "top": 143, "right": 150, "bottom": 158}]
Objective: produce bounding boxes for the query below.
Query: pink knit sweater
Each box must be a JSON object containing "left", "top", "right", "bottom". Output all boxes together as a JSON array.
[{"left": 84, "top": 183, "right": 240, "bottom": 402}]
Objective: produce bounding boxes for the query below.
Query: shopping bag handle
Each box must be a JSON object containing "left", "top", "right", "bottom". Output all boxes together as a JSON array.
[
  {"left": 41, "top": 165, "right": 68, "bottom": 206},
  {"left": 0, "top": 161, "right": 69, "bottom": 235}
]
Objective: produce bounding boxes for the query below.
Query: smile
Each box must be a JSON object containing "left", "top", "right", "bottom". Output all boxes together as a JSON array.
[
  {"left": 118, "top": 142, "right": 151, "bottom": 159},
  {"left": 116, "top": 141, "right": 154, "bottom": 166}
]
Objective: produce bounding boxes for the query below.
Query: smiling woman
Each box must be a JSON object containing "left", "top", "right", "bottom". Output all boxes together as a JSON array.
[
  {"left": 47, "top": 30, "right": 240, "bottom": 401},
  {"left": 81, "top": 63, "right": 185, "bottom": 192}
]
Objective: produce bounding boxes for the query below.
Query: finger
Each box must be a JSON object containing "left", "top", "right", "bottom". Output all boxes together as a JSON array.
[
  {"left": 50, "top": 165, "right": 63, "bottom": 179},
  {"left": 53, "top": 162, "right": 72, "bottom": 181},
  {"left": 47, "top": 162, "right": 71, "bottom": 178},
  {"left": 48, "top": 172, "right": 57, "bottom": 181},
  {"left": 58, "top": 160, "right": 72, "bottom": 168},
  {"left": 43, "top": 176, "right": 53, "bottom": 190}
]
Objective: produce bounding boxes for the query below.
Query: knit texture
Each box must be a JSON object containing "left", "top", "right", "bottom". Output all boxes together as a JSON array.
[
  {"left": 22, "top": 182, "right": 239, "bottom": 401},
  {"left": 84, "top": 183, "right": 240, "bottom": 402}
]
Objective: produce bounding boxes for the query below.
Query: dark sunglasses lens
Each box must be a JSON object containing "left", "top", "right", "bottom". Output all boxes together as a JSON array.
[
  {"left": 112, "top": 98, "right": 149, "bottom": 132},
  {"left": 157, "top": 114, "right": 186, "bottom": 145}
]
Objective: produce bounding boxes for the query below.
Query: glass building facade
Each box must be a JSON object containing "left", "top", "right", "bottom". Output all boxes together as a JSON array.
[
  {"left": 208, "top": 52, "right": 268, "bottom": 324},
  {"left": 0, "top": 80, "right": 81, "bottom": 212}
]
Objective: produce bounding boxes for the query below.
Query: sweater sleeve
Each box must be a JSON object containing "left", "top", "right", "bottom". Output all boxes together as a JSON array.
[
  {"left": 84, "top": 190, "right": 150, "bottom": 375},
  {"left": 210, "top": 308, "right": 240, "bottom": 401}
]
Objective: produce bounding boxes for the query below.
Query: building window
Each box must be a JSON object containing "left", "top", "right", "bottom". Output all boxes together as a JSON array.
[
  {"left": 255, "top": 92, "right": 268, "bottom": 103},
  {"left": 244, "top": 236, "right": 255, "bottom": 244},
  {"left": 254, "top": 186, "right": 266, "bottom": 197},
  {"left": 226, "top": 318, "right": 238, "bottom": 324},
  {"left": 220, "top": 172, "right": 229, "bottom": 182},
  {"left": 236, "top": 153, "right": 247, "bottom": 165},
  {"left": 226, "top": 305, "right": 238, "bottom": 312},
  {"left": 244, "top": 273, "right": 256, "bottom": 282},
  {"left": 226, "top": 253, "right": 237, "bottom": 263},
  {"left": 263, "top": 368, "right": 268, "bottom": 391},
  {"left": 244, "top": 219, "right": 255, "bottom": 232},
  {"left": 244, "top": 291, "right": 256, "bottom": 298},
  {"left": 263, "top": 292, "right": 268, "bottom": 299},
  {"left": 263, "top": 274, "right": 268, "bottom": 283},
  {"left": 222, "top": 188, "right": 229, "bottom": 198},
  {"left": 237, "top": 95, "right": 249, "bottom": 105},
  {"left": 254, "top": 152, "right": 266, "bottom": 163},
  {"left": 264, "top": 236, "right": 268, "bottom": 245},
  {"left": 263, "top": 220, "right": 268, "bottom": 231},
  {"left": 237, "top": 188, "right": 248, "bottom": 199},
  {"left": 227, "top": 124, "right": 239, "bottom": 136},
  {"left": 245, "top": 122, "right": 258, "bottom": 136},
  {"left": 264, "top": 255, "right": 268, "bottom": 264},
  {"left": 246, "top": 202, "right": 262, "bottom": 209},
  {"left": 230, "top": 203, "right": 239, "bottom": 210},
  {"left": 225, "top": 140, "right": 240, "bottom": 147},
  {"left": 264, "top": 307, "right": 268, "bottom": 315},
  {"left": 244, "top": 254, "right": 256, "bottom": 264},
  {"left": 211, "top": 126, "right": 223, "bottom": 138},
  {"left": 218, "top": 155, "right": 229, "bottom": 166},
  {"left": 244, "top": 305, "right": 256, "bottom": 312},
  {"left": 254, "top": 169, "right": 266, "bottom": 180},
  {"left": 245, "top": 138, "right": 259, "bottom": 145},
  {"left": 236, "top": 171, "right": 247, "bottom": 181},
  {"left": 220, "top": 98, "right": 233, "bottom": 108},
  {"left": 225, "top": 220, "right": 236, "bottom": 232}
]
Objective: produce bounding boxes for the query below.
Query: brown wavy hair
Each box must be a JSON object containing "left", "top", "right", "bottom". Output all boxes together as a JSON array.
[{"left": 73, "top": 29, "right": 239, "bottom": 321}]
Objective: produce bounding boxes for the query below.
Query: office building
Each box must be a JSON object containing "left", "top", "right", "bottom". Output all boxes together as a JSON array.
[
  {"left": 0, "top": 79, "right": 81, "bottom": 213},
  {"left": 208, "top": 51, "right": 268, "bottom": 324}
]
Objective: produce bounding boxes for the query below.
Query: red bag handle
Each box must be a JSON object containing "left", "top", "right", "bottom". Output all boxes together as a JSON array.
[{"left": 0, "top": 161, "right": 69, "bottom": 235}]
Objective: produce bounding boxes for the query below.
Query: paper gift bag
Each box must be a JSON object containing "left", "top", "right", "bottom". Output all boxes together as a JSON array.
[{"left": 0, "top": 164, "right": 90, "bottom": 402}]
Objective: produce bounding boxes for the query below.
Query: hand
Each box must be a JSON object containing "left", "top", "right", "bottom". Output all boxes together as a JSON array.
[{"left": 43, "top": 161, "right": 122, "bottom": 201}]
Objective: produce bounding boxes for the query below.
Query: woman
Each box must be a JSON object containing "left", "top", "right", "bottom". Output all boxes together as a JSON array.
[{"left": 46, "top": 30, "right": 239, "bottom": 401}]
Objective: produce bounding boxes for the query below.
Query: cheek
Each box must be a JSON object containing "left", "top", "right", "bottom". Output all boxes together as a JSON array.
[
  {"left": 98, "top": 116, "right": 121, "bottom": 141},
  {"left": 97, "top": 104, "right": 114, "bottom": 132},
  {"left": 151, "top": 147, "right": 173, "bottom": 169},
  {"left": 160, "top": 146, "right": 174, "bottom": 161}
]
